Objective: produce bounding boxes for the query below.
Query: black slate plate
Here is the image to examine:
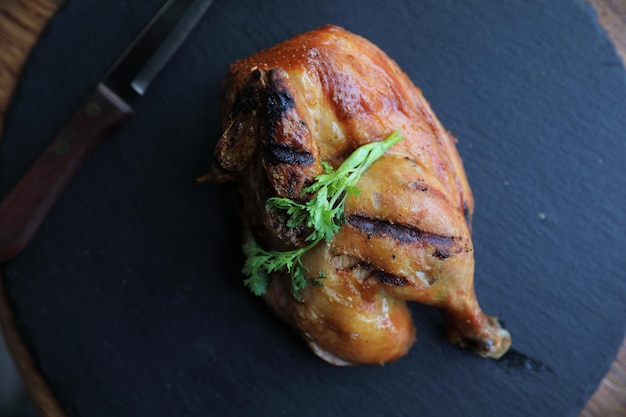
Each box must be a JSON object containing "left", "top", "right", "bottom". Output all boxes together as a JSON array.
[{"left": 2, "top": 0, "right": 626, "bottom": 416}]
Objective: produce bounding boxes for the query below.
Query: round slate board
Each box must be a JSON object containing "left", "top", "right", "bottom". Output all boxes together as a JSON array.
[{"left": 2, "top": 0, "right": 626, "bottom": 416}]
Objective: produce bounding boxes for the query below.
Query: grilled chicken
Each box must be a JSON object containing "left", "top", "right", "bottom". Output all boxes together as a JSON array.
[{"left": 201, "top": 24, "right": 511, "bottom": 365}]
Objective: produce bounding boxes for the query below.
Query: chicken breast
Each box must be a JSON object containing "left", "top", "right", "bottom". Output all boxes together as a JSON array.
[{"left": 201, "top": 24, "right": 511, "bottom": 365}]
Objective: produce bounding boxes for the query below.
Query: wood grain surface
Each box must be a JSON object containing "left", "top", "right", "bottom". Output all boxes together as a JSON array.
[{"left": 0, "top": 1, "right": 624, "bottom": 416}]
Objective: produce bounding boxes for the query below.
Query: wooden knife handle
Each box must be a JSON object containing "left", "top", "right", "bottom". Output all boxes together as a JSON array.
[{"left": 0, "top": 83, "right": 132, "bottom": 263}]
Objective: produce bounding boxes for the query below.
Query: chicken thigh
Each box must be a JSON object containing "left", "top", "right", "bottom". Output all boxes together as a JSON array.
[{"left": 201, "top": 24, "right": 511, "bottom": 365}]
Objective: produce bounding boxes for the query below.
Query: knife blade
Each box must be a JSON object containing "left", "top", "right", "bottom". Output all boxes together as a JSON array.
[{"left": 0, "top": 0, "right": 215, "bottom": 263}]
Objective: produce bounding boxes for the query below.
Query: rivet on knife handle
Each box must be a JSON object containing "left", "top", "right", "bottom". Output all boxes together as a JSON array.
[{"left": 0, "top": 84, "right": 132, "bottom": 263}]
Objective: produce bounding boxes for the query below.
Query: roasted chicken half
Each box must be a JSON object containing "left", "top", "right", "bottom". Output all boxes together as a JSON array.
[{"left": 201, "top": 24, "right": 511, "bottom": 365}]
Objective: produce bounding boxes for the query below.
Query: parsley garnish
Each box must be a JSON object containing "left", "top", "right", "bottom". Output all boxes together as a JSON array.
[{"left": 242, "top": 130, "right": 404, "bottom": 301}]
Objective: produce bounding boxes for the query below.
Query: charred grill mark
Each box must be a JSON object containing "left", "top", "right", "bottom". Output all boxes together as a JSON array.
[
  {"left": 372, "top": 270, "right": 409, "bottom": 286},
  {"left": 347, "top": 215, "right": 458, "bottom": 258},
  {"left": 262, "top": 68, "right": 315, "bottom": 167},
  {"left": 266, "top": 79, "right": 295, "bottom": 116},
  {"left": 224, "top": 68, "right": 264, "bottom": 119},
  {"left": 348, "top": 215, "right": 452, "bottom": 246},
  {"left": 433, "top": 248, "right": 450, "bottom": 259},
  {"left": 231, "top": 81, "right": 263, "bottom": 117},
  {"left": 264, "top": 144, "right": 315, "bottom": 165},
  {"left": 265, "top": 69, "right": 296, "bottom": 130},
  {"left": 333, "top": 259, "right": 408, "bottom": 287}
]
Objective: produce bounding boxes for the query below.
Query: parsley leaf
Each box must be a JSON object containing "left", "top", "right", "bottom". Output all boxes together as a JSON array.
[{"left": 242, "top": 130, "right": 404, "bottom": 300}]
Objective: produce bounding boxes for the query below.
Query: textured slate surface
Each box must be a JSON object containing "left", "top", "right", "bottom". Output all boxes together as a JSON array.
[{"left": 1, "top": 0, "right": 626, "bottom": 416}]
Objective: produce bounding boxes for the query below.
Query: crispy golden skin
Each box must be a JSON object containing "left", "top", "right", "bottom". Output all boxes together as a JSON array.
[{"left": 202, "top": 24, "right": 511, "bottom": 365}]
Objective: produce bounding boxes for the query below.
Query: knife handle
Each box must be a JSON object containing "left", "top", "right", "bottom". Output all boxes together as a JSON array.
[{"left": 0, "top": 83, "right": 132, "bottom": 263}]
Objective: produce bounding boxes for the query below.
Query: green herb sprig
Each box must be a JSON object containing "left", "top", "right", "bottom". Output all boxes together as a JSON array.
[{"left": 242, "top": 130, "right": 404, "bottom": 300}]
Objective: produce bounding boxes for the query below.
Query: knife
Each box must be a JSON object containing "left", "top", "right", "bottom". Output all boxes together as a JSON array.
[{"left": 0, "top": 0, "right": 214, "bottom": 263}]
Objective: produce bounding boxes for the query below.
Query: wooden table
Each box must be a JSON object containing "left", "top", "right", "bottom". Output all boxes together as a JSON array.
[{"left": 0, "top": 1, "right": 624, "bottom": 416}]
